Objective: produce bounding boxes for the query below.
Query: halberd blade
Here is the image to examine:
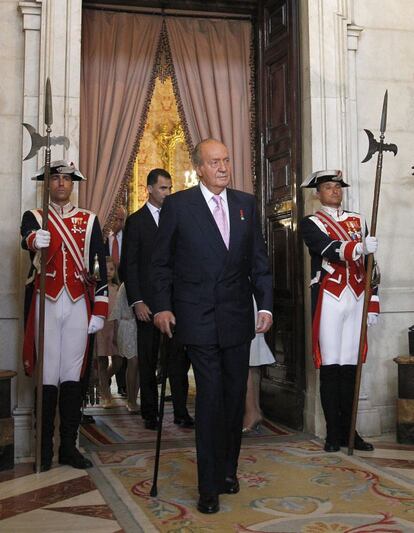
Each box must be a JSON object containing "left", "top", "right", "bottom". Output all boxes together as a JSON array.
[
  {"left": 22, "top": 123, "right": 70, "bottom": 160},
  {"left": 45, "top": 78, "right": 53, "bottom": 127},
  {"left": 361, "top": 129, "right": 378, "bottom": 163},
  {"left": 380, "top": 90, "right": 388, "bottom": 133}
]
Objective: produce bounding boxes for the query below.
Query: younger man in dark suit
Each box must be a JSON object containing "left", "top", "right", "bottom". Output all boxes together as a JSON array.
[{"left": 122, "top": 169, "right": 193, "bottom": 430}]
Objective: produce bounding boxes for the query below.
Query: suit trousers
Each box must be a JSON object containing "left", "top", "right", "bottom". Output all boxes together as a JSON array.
[
  {"left": 187, "top": 342, "right": 250, "bottom": 495},
  {"left": 167, "top": 336, "right": 191, "bottom": 419}
]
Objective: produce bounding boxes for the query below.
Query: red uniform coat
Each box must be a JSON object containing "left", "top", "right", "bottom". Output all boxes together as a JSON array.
[
  {"left": 301, "top": 208, "right": 380, "bottom": 368},
  {"left": 20, "top": 203, "right": 108, "bottom": 376}
]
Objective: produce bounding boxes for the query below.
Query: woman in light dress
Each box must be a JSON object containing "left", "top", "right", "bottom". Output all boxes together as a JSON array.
[
  {"left": 110, "top": 282, "right": 140, "bottom": 413},
  {"left": 243, "top": 297, "right": 275, "bottom": 433},
  {"left": 95, "top": 257, "right": 122, "bottom": 408}
]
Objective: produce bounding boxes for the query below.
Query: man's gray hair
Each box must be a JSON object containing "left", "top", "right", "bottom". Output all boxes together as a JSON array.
[{"left": 191, "top": 138, "right": 223, "bottom": 167}]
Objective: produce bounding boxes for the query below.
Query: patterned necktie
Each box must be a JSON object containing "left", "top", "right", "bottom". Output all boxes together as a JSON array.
[
  {"left": 111, "top": 234, "right": 120, "bottom": 266},
  {"left": 212, "top": 195, "right": 229, "bottom": 249}
]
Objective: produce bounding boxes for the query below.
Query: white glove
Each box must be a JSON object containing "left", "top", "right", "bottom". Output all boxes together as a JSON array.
[
  {"left": 88, "top": 315, "right": 104, "bottom": 334},
  {"left": 34, "top": 229, "right": 51, "bottom": 249},
  {"left": 363, "top": 236, "right": 378, "bottom": 255},
  {"left": 367, "top": 313, "right": 379, "bottom": 327}
]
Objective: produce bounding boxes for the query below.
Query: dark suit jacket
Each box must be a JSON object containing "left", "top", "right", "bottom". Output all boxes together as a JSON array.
[
  {"left": 121, "top": 204, "right": 158, "bottom": 309},
  {"left": 151, "top": 186, "right": 273, "bottom": 348}
]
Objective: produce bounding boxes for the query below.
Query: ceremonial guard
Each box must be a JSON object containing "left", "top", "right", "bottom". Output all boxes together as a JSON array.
[
  {"left": 300, "top": 170, "right": 379, "bottom": 452},
  {"left": 21, "top": 160, "right": 108, "bottom": 471}
]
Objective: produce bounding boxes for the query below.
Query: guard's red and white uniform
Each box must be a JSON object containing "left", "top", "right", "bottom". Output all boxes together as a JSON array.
[
  {"left": 21, "top": 202, "right": 108, "bottom": 384},
  {"left": 300, "top": 205, "right": 379, "bottom": 368}
]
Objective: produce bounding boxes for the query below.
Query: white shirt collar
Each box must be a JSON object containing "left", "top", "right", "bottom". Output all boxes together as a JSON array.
[
  {"left": 320, "top": 204, "right": 344, "bottom": 220},
  {"left": 109, "top": 229, "right": 122, "bottom": 239},
  {"left": 50, "top": 201, "right": 74, "bottom": 217},
  {"left": 199, "top": 181, "right": 228, "bottom": 205},
  {"left": 146, "top": 201, "right": 161, "bottom": 215}
]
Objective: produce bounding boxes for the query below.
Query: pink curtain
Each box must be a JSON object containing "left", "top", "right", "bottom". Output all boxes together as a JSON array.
[
  {"left": 166, "top": 18, "right": 253, "bottom": 192},
  {"left": 79, "top": 10, "right": 162, "bottom": 226}
]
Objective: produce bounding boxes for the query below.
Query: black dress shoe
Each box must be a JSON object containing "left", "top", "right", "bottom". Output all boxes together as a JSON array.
[
  {"left": 222, "top": 476, "right": 240, "bottom": 494},
  {"left": 144, "top": 419, "right": 158, "bottom": 430},
  {"left": 355, "top": 437, "right": 374, "bottom": 451},
  {"left": 197, "top": 493, "right": 219, "bottom": 514},
  {"left": 173, "top": 415, "right": 195, "bottom": 428},
  {"left": 342, "top": 435, "right": 374, "bottom": 451},
  {"left": 81, "top": 414, "right": 95, "bottom": 425},
  {"left": 59, "top": 448, "right": 93, "bottom": 469},
  {"left": 33, "top": 461, "right": 52, "bottom": 472},
  {"left": 324, "top": 441, "right": 340, "bottom": 452}
]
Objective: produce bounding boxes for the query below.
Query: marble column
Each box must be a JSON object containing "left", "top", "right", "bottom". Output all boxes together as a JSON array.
[
  {"left": 301, "top": 0, "right": 382, "bottom": 438},
  {"left": 14, "top": 0, "right": 82, "bottom": 460},
  {"left": 14, "top": 0, "right": 43, "bottom": 460}
]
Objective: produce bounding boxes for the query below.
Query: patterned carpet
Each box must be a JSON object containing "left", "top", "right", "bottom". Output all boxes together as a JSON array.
[
  {"left": 3, "top": 383, "right": 414, "bottom": 531},
  {"left": 80, "top": 404, "right": 291, "bottom": 446},
  {"left": 78, "top": 383, "right": 414, "bottom": 532},
  {"left": 89, "top": 440, "right": 414, "bottom": 532}
]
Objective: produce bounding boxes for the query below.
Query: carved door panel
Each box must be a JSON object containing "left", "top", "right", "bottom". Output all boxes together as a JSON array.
[{"left": 256, "top": 0, "right": 304, "bottom": 429}]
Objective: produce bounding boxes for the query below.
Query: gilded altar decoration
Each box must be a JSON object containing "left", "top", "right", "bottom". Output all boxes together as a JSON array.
[{"left": 128, "top": 77, "right": 195, "bottom": 213}]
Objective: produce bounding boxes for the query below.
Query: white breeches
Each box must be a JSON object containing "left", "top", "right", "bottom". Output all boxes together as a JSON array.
[
  {"left": 319, "top": 286, "right": 364, "bottom": 366},
  {"left": 35, "top": 290, "right": 88, "bottom": 386}
]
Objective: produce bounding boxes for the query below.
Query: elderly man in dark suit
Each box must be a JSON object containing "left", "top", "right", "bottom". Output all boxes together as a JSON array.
[{"left": 152, "top": 139, "right": 273, "bottom": 514}]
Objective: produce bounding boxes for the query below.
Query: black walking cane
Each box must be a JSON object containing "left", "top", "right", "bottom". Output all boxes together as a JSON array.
[{"left": 150, "top": 332, "right": 170, "bottom": 497}]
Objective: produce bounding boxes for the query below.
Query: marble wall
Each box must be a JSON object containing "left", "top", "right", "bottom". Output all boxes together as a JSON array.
[
  {"left": 301, "top": 0, "right": 414, "bottom": 437},
  {"left": 3, "top": 0, "right": 83, "bottom": 459},
  {"left": 0, "top": 0, "right": 29, "bottom": 458},
  {"left": 355, "top": 0, "right": 414, "bottom": 432}
]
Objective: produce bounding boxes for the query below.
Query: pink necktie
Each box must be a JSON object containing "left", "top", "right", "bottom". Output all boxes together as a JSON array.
[{"left": 212, "top": 195, "right": 229, "bottom": 249}]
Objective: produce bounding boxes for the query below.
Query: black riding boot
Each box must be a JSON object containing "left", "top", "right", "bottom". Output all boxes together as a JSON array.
[
  {"left": 320, "top": 365, "right": 341, "bottom": 452},
  {"left": 35, "top": 385, "right": 58, "bottom": 471},
  {"left": 58, "top": 381, "right": 93, "bottom": 468},
  {"left": 339, "top": 365, "right": 374, "bottom": 451}
]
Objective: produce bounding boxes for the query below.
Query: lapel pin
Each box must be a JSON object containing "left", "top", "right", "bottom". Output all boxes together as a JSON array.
[{"left": 240, "top": 209, "right": 245, "bottom": 221}]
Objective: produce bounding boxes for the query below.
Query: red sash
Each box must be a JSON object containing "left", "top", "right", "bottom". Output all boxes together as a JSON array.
[
  {"left": 48, "top": 207, "right": 96, "bottom": 301},
  {"left": 315, "top": 210, "right": 352, "bottom": 242},
  {"left": 315, "top": 210, "right": 364, "bottom": 279}
]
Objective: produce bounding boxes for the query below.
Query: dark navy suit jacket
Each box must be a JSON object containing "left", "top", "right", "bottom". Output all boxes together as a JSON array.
[
  {"left": 151, "top": 185, "right": 273, "bottom": 348},
  {"left": 121, "top": 204, "right": 158, "bottom": 310}
]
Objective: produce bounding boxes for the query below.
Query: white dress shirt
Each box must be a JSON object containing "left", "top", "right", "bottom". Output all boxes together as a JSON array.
[
  {"left": 146, "top": 201, "right": 161, "bottom": 226},
  {"left": 199, "top": 181, "right": 230, "bottom": 230}
]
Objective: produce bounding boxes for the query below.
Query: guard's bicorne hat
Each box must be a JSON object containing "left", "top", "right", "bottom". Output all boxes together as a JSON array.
[
  {"left": 300, "top": 169, "right": 349, "bottom": 188},
  {"left": 31, "top": 160, "right": 86, "bottom": 181}
]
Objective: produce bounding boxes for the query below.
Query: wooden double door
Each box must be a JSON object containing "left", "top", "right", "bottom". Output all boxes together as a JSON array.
[
  {"left": 82, "top": 0, "right": 305, "bottom": 429},
  {"left": 256, "top": 0, "right": 305, "bottom": 429}
]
